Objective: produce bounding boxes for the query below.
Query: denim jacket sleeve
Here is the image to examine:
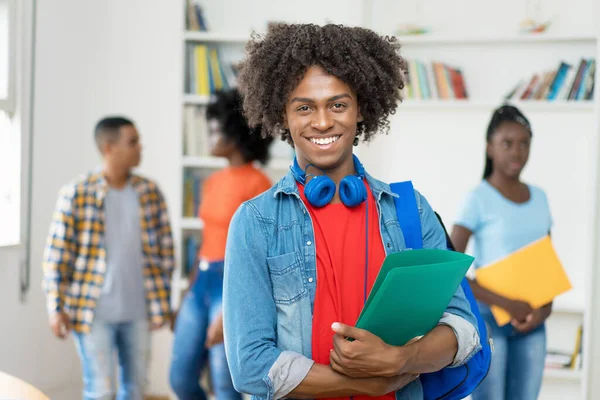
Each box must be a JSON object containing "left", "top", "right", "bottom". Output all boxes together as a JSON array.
[
  {"left": 223, "top": 202, "right": 314, "bottom": 399},
  {"left": 416, "top": 190, "right": 481, "bottom": 366}
]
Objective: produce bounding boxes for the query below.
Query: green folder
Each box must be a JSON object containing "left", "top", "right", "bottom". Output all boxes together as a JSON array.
[{"left": 355, "top": 249, "right": 474, "bottom": 346}]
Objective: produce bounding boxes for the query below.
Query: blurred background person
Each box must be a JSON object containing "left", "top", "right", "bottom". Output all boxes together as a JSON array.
[
  {"left": 42, "top": 116, "right": 175, "bottom": 400},
  {"left": 169, "top": 89, "right": 274, "bottom": 400},
  {"left": 451, "top": 105, "right": 553, "bottom": 400}
]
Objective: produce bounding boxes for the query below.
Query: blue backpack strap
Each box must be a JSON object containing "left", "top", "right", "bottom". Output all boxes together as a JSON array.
[
  {"left": 389, "top": 181, "right": 423, "bottom": 250},
  {"left": 390, "top": 181, "right": 492, "bottom": 400}
]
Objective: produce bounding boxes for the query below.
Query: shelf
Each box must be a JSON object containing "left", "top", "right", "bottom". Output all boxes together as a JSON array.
[
  {"left": 181, "top": 218, "right": 204, "bottom": 230},
  {"left": 178, "top": 276, "right": 190, "bottom": 288},
  {"left": 183, "top": 94, "right": 210, "bottom": 105},
  {"left": 184, "top": 31, "right": 251, "bottom": 43},
  {"left": 396, "top": 33, "right": 596, "bottom": 46},
  {"left": 552, "top": 303, "right": 585, "bottom": 315},
  {"left": 183, "top": 156, "right": 291, "bottom": 171},
  {"left": 183, "top": 156, "right": 227, "bottom": 168},
  {"left": 543, "top": 368, "right": 582, "bottom": 381},
  {"left": 400, "top": 100, "right": 595, "bottom": 112}
]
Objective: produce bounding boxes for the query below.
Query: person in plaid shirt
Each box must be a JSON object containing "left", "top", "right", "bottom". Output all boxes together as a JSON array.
[{"left": 42, "top": 116, "right": 174, "bottom": 400}]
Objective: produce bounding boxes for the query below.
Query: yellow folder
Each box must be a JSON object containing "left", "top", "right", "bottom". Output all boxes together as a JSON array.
[{"left": 475, "top": 236, "right": 572, "bottom": 326}]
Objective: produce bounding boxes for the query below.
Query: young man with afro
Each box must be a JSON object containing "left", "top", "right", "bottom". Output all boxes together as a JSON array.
[{"left": 223, "top": 23, "right": 481, "bottom": 400}]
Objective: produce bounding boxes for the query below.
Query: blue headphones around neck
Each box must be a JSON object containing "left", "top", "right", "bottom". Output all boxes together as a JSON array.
[{"left": 291, "top": 154, "right": 367, "bottom": 208}]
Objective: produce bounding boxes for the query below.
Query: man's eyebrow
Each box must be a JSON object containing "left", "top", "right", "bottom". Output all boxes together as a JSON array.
[{"left": 289, "top": 93, "right": 352, "bottom": 103}]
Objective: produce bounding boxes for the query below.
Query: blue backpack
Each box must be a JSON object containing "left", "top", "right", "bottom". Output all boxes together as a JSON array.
[{"left": 390, "top": 181, "right": 492, "bottom": 400}]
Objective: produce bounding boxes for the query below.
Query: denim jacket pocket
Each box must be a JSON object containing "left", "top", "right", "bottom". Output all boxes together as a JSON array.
[{"left": 266, "top": 252, "right": 307, "bottom": 305}]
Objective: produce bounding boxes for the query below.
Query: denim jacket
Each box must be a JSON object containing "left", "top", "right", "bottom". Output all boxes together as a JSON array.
[{"left": 223, "top": 171, "right": 481, "bottom": 400}]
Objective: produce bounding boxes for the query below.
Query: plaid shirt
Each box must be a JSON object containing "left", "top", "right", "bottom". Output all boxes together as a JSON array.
[{"left": 42, "top": 170, "right": 175, "bottom": 333}]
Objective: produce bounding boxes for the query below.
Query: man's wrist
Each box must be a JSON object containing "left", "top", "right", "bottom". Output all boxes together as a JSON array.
[{"left": 392, "top": 343, "right": 418, "bottom": 376}]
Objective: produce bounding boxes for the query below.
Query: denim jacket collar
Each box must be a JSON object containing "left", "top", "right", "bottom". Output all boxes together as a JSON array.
[{"left": 273, "top": 169, "right": 398, "bottom": 201}]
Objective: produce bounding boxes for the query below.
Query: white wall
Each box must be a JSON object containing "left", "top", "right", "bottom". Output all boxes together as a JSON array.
[{"left": 0, "top": 0, "right": 181, "bottom": 397}]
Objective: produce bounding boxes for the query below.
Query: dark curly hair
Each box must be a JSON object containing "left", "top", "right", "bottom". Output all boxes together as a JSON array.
[
  {"left": 206, "top": 88, "right": 273, "bottom": 165},
  {"left": 237, "top": 23, "right": 407, "bottom": 144}
]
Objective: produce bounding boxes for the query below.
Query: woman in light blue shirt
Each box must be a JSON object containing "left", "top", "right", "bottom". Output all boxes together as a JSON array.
[{"left": 451, "top": 105, "right": 553, "bottom": 400}]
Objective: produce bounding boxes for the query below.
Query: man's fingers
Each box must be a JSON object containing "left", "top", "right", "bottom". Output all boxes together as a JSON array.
[
  {"left": 329, "top": 349, "right": 344, "bottom": 371},
  {"left": 331, "top": 322, "right": 367, "bottom": 341}
]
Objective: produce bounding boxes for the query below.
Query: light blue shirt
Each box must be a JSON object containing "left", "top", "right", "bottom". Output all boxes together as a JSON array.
[
  {"left": 95, "top": 183, "right": 147, "bottom": 322},
  {"left": 455, "top": 180, "right": 553, "bottom": 269}
]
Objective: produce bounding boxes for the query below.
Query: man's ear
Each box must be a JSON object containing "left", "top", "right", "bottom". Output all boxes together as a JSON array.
[{"left": 101, "top": 140, "right": 113, "bottom": 157}]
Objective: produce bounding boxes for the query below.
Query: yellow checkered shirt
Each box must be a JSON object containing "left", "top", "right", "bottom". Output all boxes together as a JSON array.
[{"left": 42, "top": 171, "right": 175, "bottom": 333}]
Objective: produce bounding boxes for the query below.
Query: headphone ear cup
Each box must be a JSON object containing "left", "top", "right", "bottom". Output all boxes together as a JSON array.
[
  {"left": 339, "top": 176, "right": 367, "bottom": 207},
  {"left": 305, "top": 176, "right": 336, "bottom": 208}
]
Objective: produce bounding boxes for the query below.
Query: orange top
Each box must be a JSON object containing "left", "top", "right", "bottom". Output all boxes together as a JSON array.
[{"left": 199, "top": 164, "right": 272, "bottom": 261}]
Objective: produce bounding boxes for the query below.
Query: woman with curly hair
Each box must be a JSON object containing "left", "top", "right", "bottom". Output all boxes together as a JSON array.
[
  {"left": 169, "top": 88, "right": 273, "bottom": 400},
  {"left": 223, "top": 23, "right": 480, "bottom": 400}
]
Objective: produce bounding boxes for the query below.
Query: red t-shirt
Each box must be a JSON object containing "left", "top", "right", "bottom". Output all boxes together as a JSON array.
[{"left": 298, "top": 182, "right": 394, "bottom": 400}]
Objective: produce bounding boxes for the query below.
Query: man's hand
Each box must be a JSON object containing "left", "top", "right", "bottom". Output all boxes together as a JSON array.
[
  {"left": 505, "top": 300, "right": 534, "bottom": 322},
  {"left": 151, "top": 321, "right": 167, "bottom": 331},
  {"left": 170, "top": 310, "right": 179, "bottom": 332},
  {"left": 205, "top": 313, "right": 224, "bottom": 349},
  {"left": 329, "top": 322, "right": 408, "bottom": 378},
  {"left": 512, "top": 305, "right": 551, "bottom": 333},
  {"left": 49, "top": 312, "right": 71, "bottom": 339}
]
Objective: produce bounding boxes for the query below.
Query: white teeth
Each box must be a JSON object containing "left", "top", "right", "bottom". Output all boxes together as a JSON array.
[{"left": 310, "top": 136, "right": 340, "bottom": 145}]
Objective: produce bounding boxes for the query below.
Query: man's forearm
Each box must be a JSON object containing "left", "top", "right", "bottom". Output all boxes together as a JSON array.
[
  {"left": 399, "top": 325, "right": 458, "bottom": 375},
  {"left": 289, "top": 364, "right": 375, "bottom": 398}
]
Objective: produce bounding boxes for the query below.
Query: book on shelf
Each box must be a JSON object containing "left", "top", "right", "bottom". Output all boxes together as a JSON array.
[
  {"left": 545, "top": 324, "right": 583, "bottom": 371},
  {"left": 186, "top": 44, "right": 239, "bottom": 96},
  {"left": 183, "top": 105, "right": 209, "bottom": 157},
  {"left": 183, "top": 170, "right": 210, "bottom": 217},
  {"left": 402, "top": 60, "right": 468, "bottom": 100},
  {"left": 184, "top": 234, "right": 200, "bottom": 277},
  {"left": 186, "top": 0, "right": 208, "bottom": 31},
  {"left": 505, "top": 59, "right": 595, "bottom": 102}
]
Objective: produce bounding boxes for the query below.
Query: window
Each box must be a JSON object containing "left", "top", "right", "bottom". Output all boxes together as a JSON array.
[{"left": 0, "top": 0, "right": 19, "bottom": 246}]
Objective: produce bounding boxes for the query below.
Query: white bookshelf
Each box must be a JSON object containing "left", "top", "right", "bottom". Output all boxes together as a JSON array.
[
  {"left": 183, "top": 30, "right": 250, "bottom": 43},
  {"left": 182, "top": 155, "right": 291, "bottom": 171},
  {"left": 183, "top": 94, "right": 210, "bottom": 105},
  {"left": 181, "top": 217, "right": 204, "bottom": 230},
  {"left": 400, "top": 99, "right": 595, "bottom": 112},
  {"left": 543, "top": 368, "right": 583, "bottom": 382},
  {"left": 396, "top": 33, "right": 596, "bottom": 45},
  {"left": 177, "top": 23, "right": 292, "bottom": 308}
]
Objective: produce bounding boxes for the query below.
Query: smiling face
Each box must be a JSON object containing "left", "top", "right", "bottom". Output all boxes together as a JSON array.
[
  {"left": 487, "top": 121, "right": 531, "bottom": 179},
  {"left": 284, "top": 66, "right": 362, "bottom": 174}
]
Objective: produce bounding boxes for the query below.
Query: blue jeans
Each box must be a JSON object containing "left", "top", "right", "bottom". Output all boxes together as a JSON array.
[
  {"left": 169, "top": 261, "right": 241, "bottom": 400},
  {"left": 73, "top": 319, "right": 150, "bottom": 400},
  {"left": 472, "top": 306, "right": 546, "bottom": 400}
]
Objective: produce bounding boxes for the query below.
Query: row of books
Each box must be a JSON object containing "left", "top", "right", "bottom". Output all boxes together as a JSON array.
[
  {"left": 184, "top": 104, "right": 295, "bottom": 160},
  {"left": 402, "top": 60, "right": 468, "bottom": 100},
  {"left": 183, "top": 170, "right": 209, "bottom": 217},
  {"left": 183, "top": 105, "right": 209, "bottom": 157},
  {"left": 186, "top": 0, "right": 208, "bottom": 31},
  {"left": 506, "top": 59, "right": 596, "bottom": 101},
  {"left": 183, "top": 234, "right": 201, "bottom": 277},
  {"left": 545, "top": 325, "right": 583, "bottom": 371},
  {"left": 185, "top": 44, "right": 239, "bottom": 96}
]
